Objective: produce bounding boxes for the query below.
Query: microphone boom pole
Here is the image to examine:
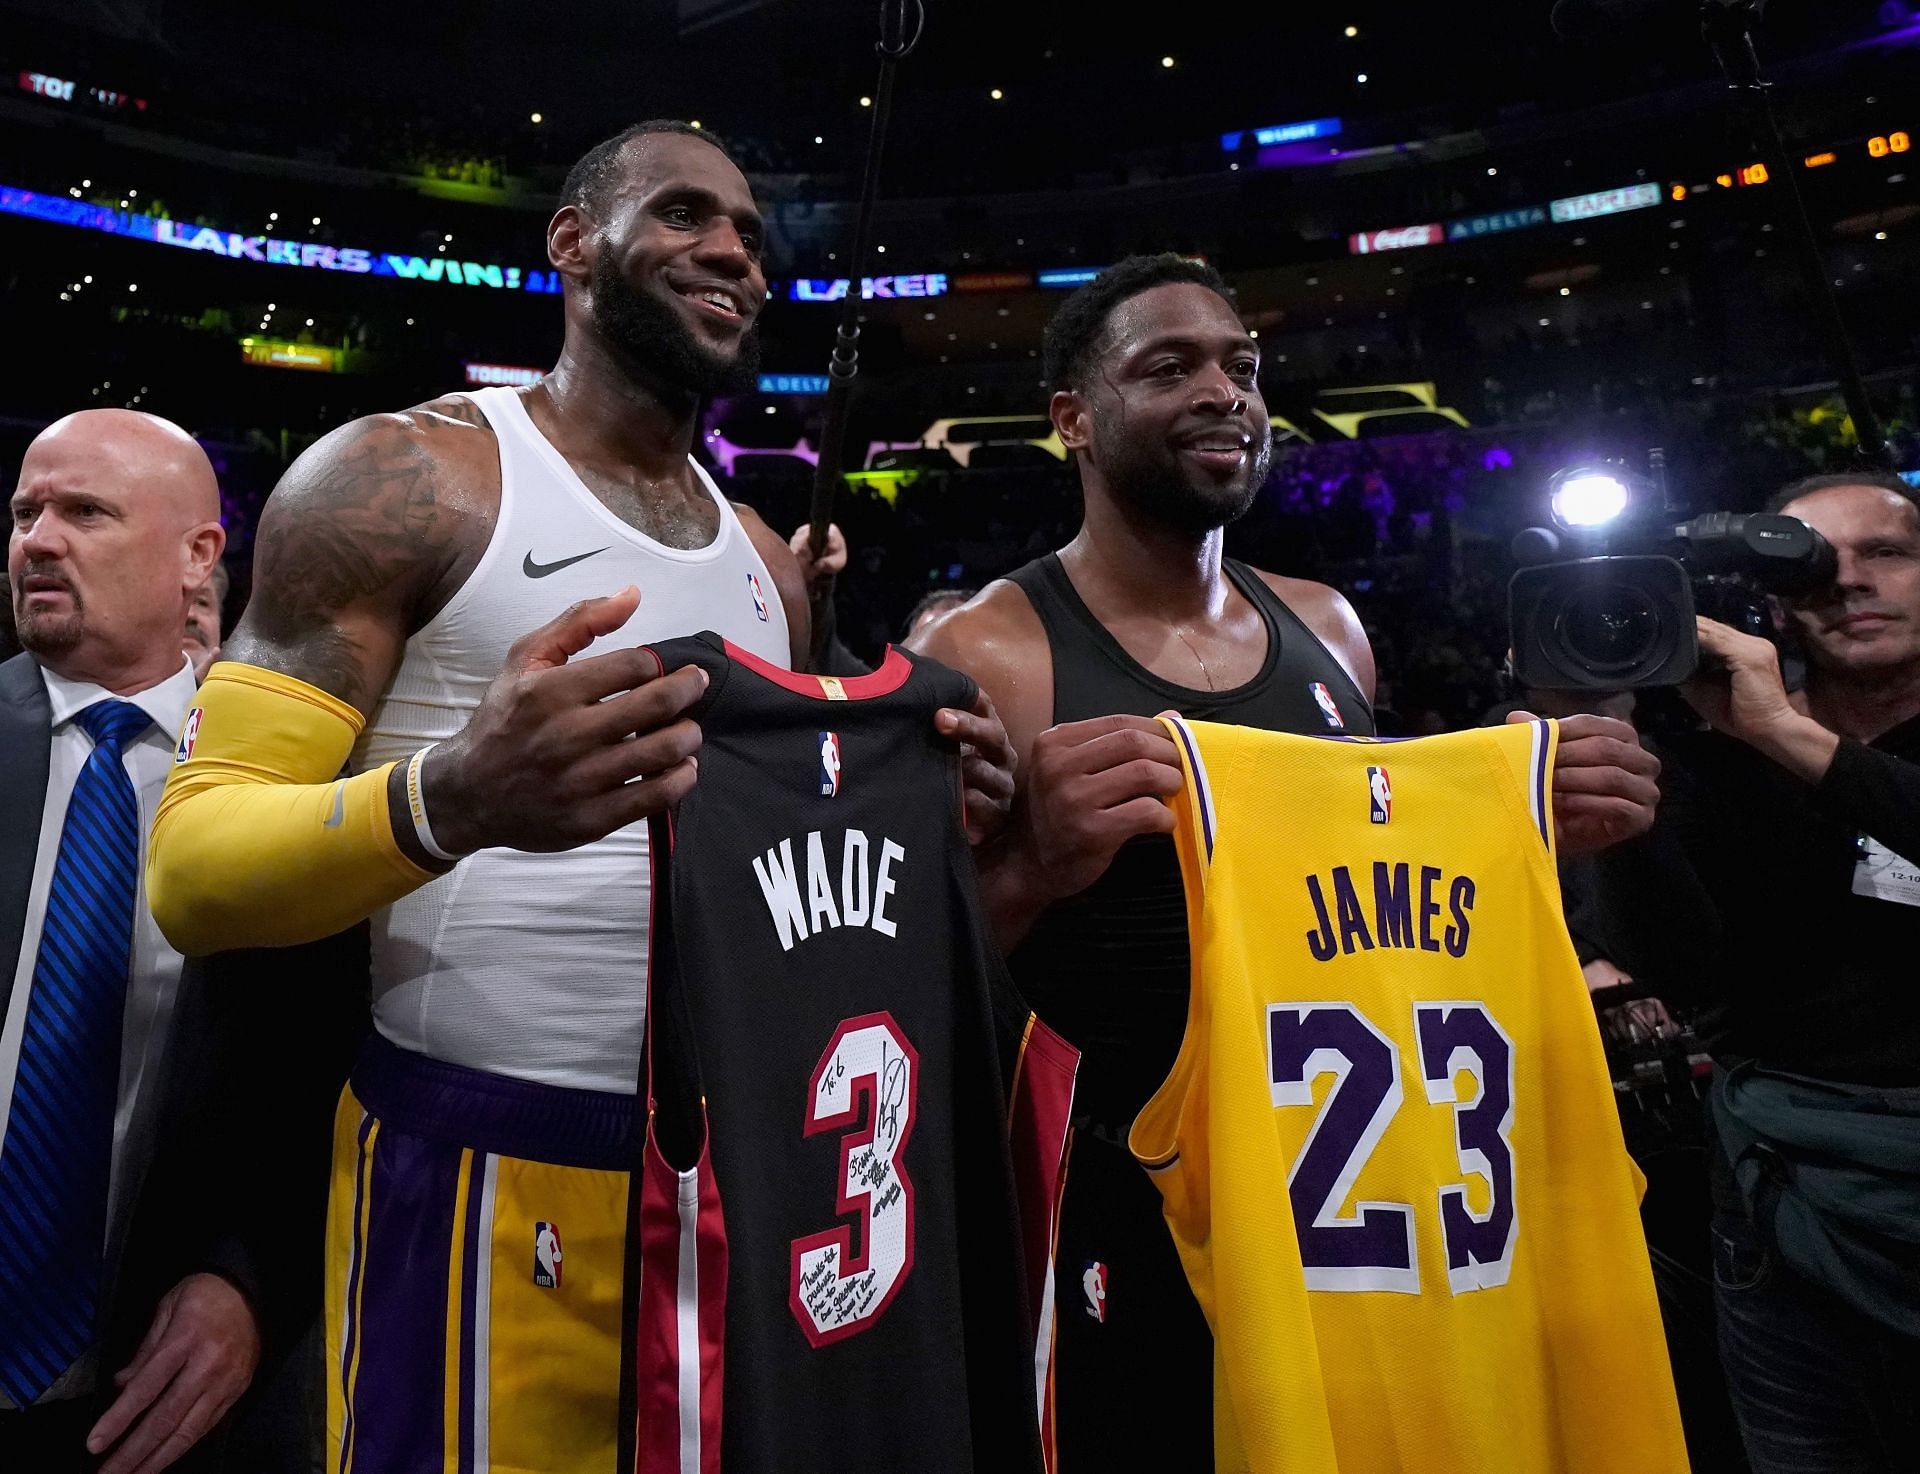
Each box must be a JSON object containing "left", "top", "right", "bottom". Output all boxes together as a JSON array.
[
  {"left": 804, "top": 0, "right": 924, "bottom": 663},
  {"left": 1699, "top": 0, "right": 1891, "bottom": 469}
]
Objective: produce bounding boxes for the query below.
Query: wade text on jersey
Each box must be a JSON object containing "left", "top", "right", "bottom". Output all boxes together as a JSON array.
[
  {"left": 1304, "top": 861, "right": 1475, "bottom": 962},
  {"left": 752, "top": 828, "right": 907, "bottom": 951}
]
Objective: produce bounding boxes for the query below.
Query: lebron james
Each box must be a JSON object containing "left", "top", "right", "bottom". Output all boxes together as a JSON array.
[{"left": 147, "top": 122, "right": 1011, "bottom": 1473}]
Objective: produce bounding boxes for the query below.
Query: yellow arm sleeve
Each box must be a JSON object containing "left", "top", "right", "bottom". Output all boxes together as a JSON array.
[{"left": 147, "top": 661, "right": 437, "bottom": 956}]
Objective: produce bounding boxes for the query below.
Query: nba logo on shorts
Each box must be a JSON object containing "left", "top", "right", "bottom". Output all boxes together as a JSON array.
[
  {"left": 533, "top": 1222, "right": 563, "bottom": 1288},
  {"left": 748, "top": 571, "right": 770, "bottom": 622},
  {"left": 818, "top": 731, "right": 842, "bottom": 797},
  {"left": 1368, "top": 765, "right": 1392, "bottom": 825},
  {"left": 1082, "top": 1261, "right": 1108, "bottom": 1323},
  {"left": 174, "top": 707, "right": 203, "bottom": 764},
  {"left": 1309, "top": 681, "right": 1345, "bottom": 730}
]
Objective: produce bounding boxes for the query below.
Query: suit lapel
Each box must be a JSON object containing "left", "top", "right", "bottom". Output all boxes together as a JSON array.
[{"left": 0, "top": 653, "right": 52, "bottom": 1024}]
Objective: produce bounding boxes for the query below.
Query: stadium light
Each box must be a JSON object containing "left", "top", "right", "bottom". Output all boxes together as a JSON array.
[
  {"left": 530, "top": 112, "right": 543, "bottom": 124},
  {"left": 1345, "top": 24, "right": 1359, "bottom": 36},
  {"left": 1161, "top": 56, "right": 1175, "bottom": 68},
  {"left": 1550, "top": 469, "right": 1632, "bottom": 530}
]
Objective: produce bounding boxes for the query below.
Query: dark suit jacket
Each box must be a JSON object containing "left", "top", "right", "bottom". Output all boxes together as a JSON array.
[{"left": 2, "top": 651, "right": 367, "bottom": 1469}]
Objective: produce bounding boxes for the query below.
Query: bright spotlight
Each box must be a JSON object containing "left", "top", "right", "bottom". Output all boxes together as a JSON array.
[{"left": 1551, "top": 470, "right": 1632, "bottom": 529}]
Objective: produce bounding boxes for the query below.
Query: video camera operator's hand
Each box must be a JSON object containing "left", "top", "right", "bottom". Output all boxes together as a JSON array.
[
  {"left": 1682, "top": 616, "right": 1837, "bottom": 783},
  {"left": 1507, "top": 710, "right": 1661, "bottom": 855},
  {"left": 1683, "top": 615, "right": 1802, "bottom": 741}
]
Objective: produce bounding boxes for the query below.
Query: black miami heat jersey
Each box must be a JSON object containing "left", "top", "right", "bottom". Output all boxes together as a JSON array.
[{"left": 630, "top": 632, "right": 1078, "bottom": 1474}]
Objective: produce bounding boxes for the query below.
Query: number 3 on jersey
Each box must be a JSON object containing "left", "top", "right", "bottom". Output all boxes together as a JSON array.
[
  {"left": 1268, "top": 1001, "right": 1516, "bottom": 1296},
  {"left": 790, "top": 1012, "right": 918, "bottom": 1346}
]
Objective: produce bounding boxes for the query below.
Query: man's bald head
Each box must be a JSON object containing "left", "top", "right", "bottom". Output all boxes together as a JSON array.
[
  {"left": 10, "top": 408, "right": 226, "bottom": 691},
  {"left": 36, "top": 409, "right": 221, "bottom": 524}
]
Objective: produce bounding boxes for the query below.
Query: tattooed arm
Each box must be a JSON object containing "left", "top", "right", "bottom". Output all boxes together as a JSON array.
[
  {"left": 207, "top": 394, "right": 707, "bottom": 868},
  {"left": 150, "top": 393, "right": 710, "bottom": 951},
  {"left": 220, "top": 396, "right": 491, "bottom": 714}
]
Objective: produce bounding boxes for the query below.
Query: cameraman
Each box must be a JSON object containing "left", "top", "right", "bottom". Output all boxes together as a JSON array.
[{"left": 1598, "top": 471, "right": 1920, "bottom": 1473}]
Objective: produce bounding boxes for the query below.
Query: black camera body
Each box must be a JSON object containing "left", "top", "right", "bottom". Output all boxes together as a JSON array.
[{"left": 1508, "top": 511, "right": 1835, "bottom": 690}]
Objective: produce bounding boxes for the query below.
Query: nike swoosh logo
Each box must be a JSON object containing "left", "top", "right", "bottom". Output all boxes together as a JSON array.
[
  {"left": 323, "top": 782, "right": 346, "bottom": 829},
  {"left": 523, "top": 547, "right": 611, "bottom": 578}
]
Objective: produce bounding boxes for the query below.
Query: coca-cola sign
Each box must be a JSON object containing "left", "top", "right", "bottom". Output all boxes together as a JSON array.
[
  {"left": 1347, "top": 224, "right": 1444, "bottom": 255},
  {"left": 1351, "top": 222, "right": 1443, "bottom": 255}
]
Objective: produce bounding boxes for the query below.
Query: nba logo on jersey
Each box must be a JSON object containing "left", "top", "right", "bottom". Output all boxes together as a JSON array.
[
  {"left": 818, "top": 731, "right": 842, "bottom": 797},
  {"left": 533, "top": 1222, "right": 563, "bottom": 1288},
  {"left": 1309, "top": 681, "right": 1345, "bottom": 729},
  {"left": 1082, "top": 1261, "right": 1108, "bottom": 1322},
  {"left": 1368, "top": 765, "right": 1392, "bottom": 824},
  {"left": 175, "top": 707, "right": 203, "bottom": 764},
  {"left": 748, "top": 571, "right": 770, "bottom": 622}
]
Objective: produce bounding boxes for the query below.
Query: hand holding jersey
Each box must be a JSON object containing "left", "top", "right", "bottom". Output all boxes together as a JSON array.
[
  {"left": 997, "top": 714, "right": 1185, "bottom": 921},
  {"left": 933, "top": 687, "right": 1018, "bottom": 843},
  {"left": 416, "top": 586, "right": 707, "bottom": 860},
  {"left": 1508, "top": 708, "right": 1662, "bottom": 854}
]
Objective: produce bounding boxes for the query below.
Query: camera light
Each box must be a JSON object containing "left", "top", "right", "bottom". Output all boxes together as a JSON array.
[{"left": 1552, "top": 471, "right": 1631, "bottom": 529}]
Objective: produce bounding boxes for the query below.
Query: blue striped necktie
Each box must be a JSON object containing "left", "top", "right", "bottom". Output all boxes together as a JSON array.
[{"left": 0, "top": 697, "right": 151, "bottom": 1407}]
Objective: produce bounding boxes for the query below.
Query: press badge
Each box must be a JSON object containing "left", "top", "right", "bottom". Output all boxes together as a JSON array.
[{"left": 1852, "top": 832, "right": 1920, "bottom": 908}]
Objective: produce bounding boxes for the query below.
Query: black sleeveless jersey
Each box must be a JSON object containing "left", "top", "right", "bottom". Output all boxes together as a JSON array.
[
  {"left": 1006, "top": 552, "right": 1375, "bottom": 1138},
  {"left": 1001, "top": 554, "right": 1373, "bottom": 1471},
  {"left": 629, "top": 632, "right": 1077, "bottom": 1474}
]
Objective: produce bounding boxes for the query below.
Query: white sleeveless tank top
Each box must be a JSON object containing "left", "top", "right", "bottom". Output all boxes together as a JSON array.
[{"left": 353, "top": 386, "right": 791, "bottom": 1092}]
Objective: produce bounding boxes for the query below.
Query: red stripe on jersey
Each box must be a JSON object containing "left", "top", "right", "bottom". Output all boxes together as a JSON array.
[
  {"left": 1006, "top": 1014, "right": 1079, "bottom": 1474},
  {"left": 694, "top": 1162, "right": 726, "bottom": 1474},
  {"left": 722, "top": 638, "right": 913, "bottom": 699},
  {"left": 634, "top": 1132, "right": 726, "bottom": 1474}
]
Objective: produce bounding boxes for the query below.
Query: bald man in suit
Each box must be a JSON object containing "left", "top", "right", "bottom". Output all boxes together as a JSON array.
[{"left": 1, "top": 410, "right": 259, "bottom": 1473}]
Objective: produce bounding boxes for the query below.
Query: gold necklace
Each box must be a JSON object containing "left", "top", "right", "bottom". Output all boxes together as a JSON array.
[{"left": 1173, "top": 627, "right": 1217, "bottom": 690}]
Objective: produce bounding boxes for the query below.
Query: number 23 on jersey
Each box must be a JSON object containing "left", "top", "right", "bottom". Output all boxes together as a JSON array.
[{"left": 1270, "top": 1000, "right": 1516, "bottom": 1297}]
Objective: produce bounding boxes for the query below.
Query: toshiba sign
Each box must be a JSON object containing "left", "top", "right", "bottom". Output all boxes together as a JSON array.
[{"left": 1347, "top": 224, "right": 1444, "bottom": 255}]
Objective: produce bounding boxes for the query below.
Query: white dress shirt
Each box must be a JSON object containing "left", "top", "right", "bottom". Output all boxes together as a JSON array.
[{"left": 0, "top": 656, "right": 196, "bottom": 1404}]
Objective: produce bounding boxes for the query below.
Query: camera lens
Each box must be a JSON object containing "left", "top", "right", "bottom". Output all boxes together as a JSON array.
[{"left": 1553, "top": 584, "right": 1662, "bottom": 675}]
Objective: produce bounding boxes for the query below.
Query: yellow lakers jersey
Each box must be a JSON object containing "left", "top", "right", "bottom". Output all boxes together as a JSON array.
[{"left": 1132, "top": 717, "right": 1688, "bottom": 1474}]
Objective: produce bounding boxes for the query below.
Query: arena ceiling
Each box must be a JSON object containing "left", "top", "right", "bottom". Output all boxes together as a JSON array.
[{"left": 1, "top": 0, "right": 1901, "bottom": 193}]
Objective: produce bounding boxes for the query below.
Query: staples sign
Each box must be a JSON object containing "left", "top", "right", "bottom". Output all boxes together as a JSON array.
[{"left": 1348, "top": 224, "right": 1443, "bottom": 256}]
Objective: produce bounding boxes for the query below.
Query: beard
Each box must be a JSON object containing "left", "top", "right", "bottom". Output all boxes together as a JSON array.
[
  {"left": 1093, "top": 420, "right": 1273, "bottom": 537},
  {"left": 590, "top": 254, "right": 762, "bottom": 399},
  {"left": 13, "top": 585, "right": 84, "bottom": 656}
]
